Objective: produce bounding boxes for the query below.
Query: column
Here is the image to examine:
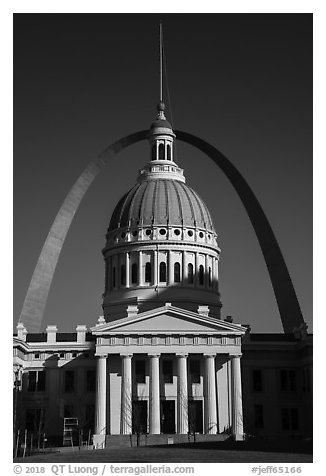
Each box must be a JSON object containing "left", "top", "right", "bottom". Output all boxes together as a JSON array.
[
  {"left": 120, "top": 354, "right": 132, "bottom": 434},
  {"left": 94, "top": 355, "right": 107, "bottom": 439},
  {"left": 168, "top": 250, "right": 173, "bottom": 285},
  {"left": 126, "top": 252, "right": 130, "bottom": 288},
  {"left": 231, "top": 354, "right": 244, "bottom": 440},
  {"left": 138, "top": 251, "right": 143, "bottom": 286},
  {"left": 149, "top": 353, "right": 161, "bottom": 434},
  {"left": 182, "top": 251, "right": 187, "bottom": 284},
  {"left": 177, "top": 354, "right": 188, "bottom": 434},
  {"left": 153, "top": 250, "right": 158, "bottom": 286},
  {"left": 204, "top": 354, "right": 217, "bottom": 434}
]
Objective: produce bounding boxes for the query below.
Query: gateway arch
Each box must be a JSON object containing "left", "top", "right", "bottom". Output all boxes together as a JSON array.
[{"left": 18, "top": 130, "right": 305, "bottom": 334}]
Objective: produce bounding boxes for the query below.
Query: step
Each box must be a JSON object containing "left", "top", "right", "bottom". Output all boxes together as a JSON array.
[{"left": 105, "top": 433, "right": 228, "bottom": 448}]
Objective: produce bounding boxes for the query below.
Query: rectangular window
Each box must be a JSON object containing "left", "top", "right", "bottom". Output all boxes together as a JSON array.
[
  {"left": 281, "top": 408, "right": 299, "bottom": 431},
  {"left": 190, "top": 360, "right": 201, "bottom": 384},
  {"left": 25, "top": 409, "right": 45, "bottom": 432},
  {"left": 280, "top": 369, "right": 297, "bottom": 391},
  {"left": 135, "top": 360, "right": 146, "bottom": 384},
  {"left": 252, "top": 369, "right": 263, "bottom": 392},
  {"left": 28, "top": 371, "right": 46, "bottom": 392},
  {"left": 64, "top": 371, "right": 75, "bottom": 393},
  {"left": 254, "top": 404, "right": 264, "bottom": 428},
  {"left": 162, "top": 360, "right": 173, "bottom": 383},
  {"left": 86, "top": 370, "right": 96, "bottom": 392}
]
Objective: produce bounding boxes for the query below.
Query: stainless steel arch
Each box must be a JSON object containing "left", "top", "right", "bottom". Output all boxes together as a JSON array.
[{"left": 19, "top": 130, "right": 304, "bottom": 333}]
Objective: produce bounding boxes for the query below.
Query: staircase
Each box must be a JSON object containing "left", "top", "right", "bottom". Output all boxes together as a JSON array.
[{"left": 105, "top": 433, "right": 228, "bottom": 448}]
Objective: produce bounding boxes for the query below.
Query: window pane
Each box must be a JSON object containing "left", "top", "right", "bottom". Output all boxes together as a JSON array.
[
  {"left": 291, "top": 408, "right": 299, "bottom": 430},
  {"left": 145, "top": 262, "right": 152, "bottom": 283},
  {"left": 159, "top": 262, "right": 167, "bottom": 282},
  {"left": 289, "top": 370, "right": 296, "bottom": 391},
  {"left": 131, "top": 263, "right": 138, "bottom": 284},
  {"left": 188, "top": 263, "right": 194, "bottom": 284},
  {"left": 174, "top": 262, "right": 180, "bottom": 283},
  {"left": 280, "top": 370, "right": 288, "bottom": 391},
  {"left": 159, "top": 143, "right": 164, "bottom": 160},
  {"left": 199, "top": 265, "right": 204, "bottom": 285}
]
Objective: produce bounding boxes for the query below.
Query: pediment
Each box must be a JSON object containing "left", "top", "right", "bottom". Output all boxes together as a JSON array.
[{"left": 91, "top": 305, "right": 246, "bottom": 336}]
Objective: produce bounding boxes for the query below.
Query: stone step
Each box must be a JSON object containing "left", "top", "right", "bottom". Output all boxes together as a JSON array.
[{"left": 105, "top": 433, "right": 228, "bottom": 448}]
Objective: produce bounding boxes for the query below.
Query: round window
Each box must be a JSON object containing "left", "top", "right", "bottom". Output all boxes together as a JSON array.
[
  {"left": 174, "top": 229, "right": 181, "bottom": 236},
  {"left": 146, "top": 229, "right": 152, "bottom": 236},
  {"left": 159, "top": 228, "right": 167, "bottom": 235},
  {"left": 187, "top": 230, "right": 193, "bottom": 237},
  {"left": 199, "top": 232, "right": 204, "bottom": 238},
  {"left": 132, "top": 230, "right": 138, "bottom": 237}
]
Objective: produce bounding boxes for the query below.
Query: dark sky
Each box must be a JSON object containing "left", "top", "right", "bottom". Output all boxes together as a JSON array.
[{"left": 14, "top": 13, "right": 312, "bottom": 333}]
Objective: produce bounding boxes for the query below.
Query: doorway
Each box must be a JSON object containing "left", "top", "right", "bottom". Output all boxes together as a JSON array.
[
  {"left": 132, "top": 401, "right": 147, "bottom": 434},
  {"left": 188, "top": 400, "right": 203, "bottom": 434},
  {"left": 160, "top": 400, "right": 175, "bottom": 433}
]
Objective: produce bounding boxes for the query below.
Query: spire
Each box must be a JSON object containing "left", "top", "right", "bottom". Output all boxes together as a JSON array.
[{"left": 159, "top": 22, "right": 163, "bottom": 103}]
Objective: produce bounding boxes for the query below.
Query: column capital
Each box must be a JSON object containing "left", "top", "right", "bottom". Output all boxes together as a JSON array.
[
  {"left": 230, "top": 353, "right": 242, "bottom": 359},
  {"left": 148, "top": 353, "right": 161, "bottom": 358},
  {"left": 95, "top": 353, "right": 108, "bottom": 358},
  {"left": 175, "top": 353, "right": 188, "bottom": 358},
  {"left": 204, "top": 353, "right": 216, "bottom": 358},
  {"left": 120, "top": 353, "right": 133, "bottom": 358}
]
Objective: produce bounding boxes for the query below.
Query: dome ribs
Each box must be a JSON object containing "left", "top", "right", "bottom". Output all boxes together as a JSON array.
[
  {"left": 139, "top": 180, "right": 154, "bottom": 226},
  {"left": 187, "top": 186, "right": 208, "bottom": 229},
  {"left": 179, "top": 182, "right": 197, "bottom": 227},
  {"left": 108, "top": 191, "right": 129, "bottom": 231},
  {"left": 129, "top": 182, "right": 147, "bottom": 226},
  {"left": 119, "top": 185, "right": 139, "bottom": 229},
  {"left": 170, "top": 180, "right": 184, "bottom": 225}
]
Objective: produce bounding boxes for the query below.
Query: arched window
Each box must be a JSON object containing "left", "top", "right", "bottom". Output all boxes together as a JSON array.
[
  {"left": 152, "top": 144, "right": 156, "bottom": 161},
  {"left": 174, "top": 262, "right": 181, "bottom": 283},
  {"left": 120, "top": 264, "right": 126, "bottom": 285},
  {"left": 167, "top": 144, "right": 171, "bottom": 161},
  {"left": 199, "top": 265, "right": 204, "bottom": 285},
  {"left": 131, "top": 263, "right": 138, "bottom": 284},
  {"left": 188, "top": 263, "right": 194, "bottom": 284},
  {"left": 145, "top": 262, "right": 152, "bottom": 283},
  {"left": 159, "top": 262, "right": 167, "bottom": 282},
  {"left": 208, "top": 266, "right": 212, "bottom": 286},
  {"left": 112, "top": 267, "right": 116, "bottom": 288},
  {"left": 158, "top": 143, "right": 165, "bottom": 160}
]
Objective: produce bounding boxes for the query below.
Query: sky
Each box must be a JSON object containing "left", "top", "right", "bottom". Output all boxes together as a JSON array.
[{"left": 13, "top": 13, "right": 312, "bottom": 334}]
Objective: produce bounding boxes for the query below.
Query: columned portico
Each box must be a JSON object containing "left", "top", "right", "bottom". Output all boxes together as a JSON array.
[
  {"left": 204, "top": 354, "right": 218, "bottom": 434},
  {"left": 149, "top": 353, "right": 161, "bottom": 434},
  {"left": 176, "top": 353, "right": 188, "bottom": 434},
  {"left": 121, "top": 354, "right": 132, "bottom": 434},
  {"left": 94, "top": 355, "right": 107, "bottom": 448},
  {"left": 231, "top": 354, "right": 244, "bottom": 440}
]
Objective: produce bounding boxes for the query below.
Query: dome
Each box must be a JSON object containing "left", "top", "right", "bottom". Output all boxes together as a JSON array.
[{"left": 108, "top": 179, "right": 216, "bottom": 233}]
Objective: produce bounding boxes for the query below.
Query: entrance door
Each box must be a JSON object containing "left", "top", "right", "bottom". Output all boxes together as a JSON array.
[
  {"left": 188, "top": 400, "right": 203, "bottom": 434},
  {"left": 160, "top": 400, "right": 175, "bottom": 434},
  {"left": 132, "top": 401, "right": 147, "bottom": 434}
]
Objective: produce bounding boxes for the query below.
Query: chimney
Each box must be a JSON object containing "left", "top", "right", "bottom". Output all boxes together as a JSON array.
[
  {"left": 127, "top": 305, "right": 138, "bottom": 318},
  {"left": 225, "top": 315, "right": 233, "bottom": 323},
  {"left": 16, "top": 322, "right": 27, "bottom": 342},
  {"left": 197, "top": 305, "right": 209, "bottom": 317},
  {"left": 76, "top": 325, "right": 87, "bottom": 343},
  {"left": 46, "top": 325, "right": 58, "bottom": 343}
]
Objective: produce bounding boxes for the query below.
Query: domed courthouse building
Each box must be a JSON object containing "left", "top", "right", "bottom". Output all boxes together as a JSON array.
[{"left": 13, "top": 102, "right": 312, "bottom": 449}]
